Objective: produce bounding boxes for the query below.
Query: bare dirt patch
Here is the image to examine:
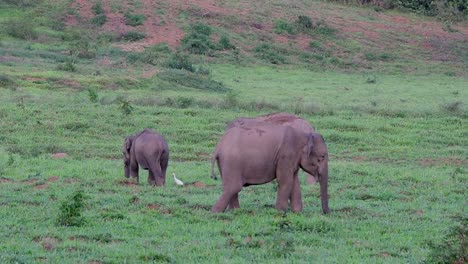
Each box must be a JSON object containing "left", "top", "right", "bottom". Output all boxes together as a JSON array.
[
  {"left": 33, "top": 184, "right": 48, "bottom": 190},
  {"left": 51, "top": 153, "right": 68, "bottom": 159},
  {"left": 147, "top": 203, "right": 172, "bottom": 214},
  {"left": 418, "top": 157, "right": 466, "bottom": 167},
  {"left": 33, "top": 237, "right": 62, "bottom": 251},
  {"left": 48, "top": 176, "right": 59, "bottom": 182},
  {"left": 0, "top": 177, "right": 14, "bottom": 183}
]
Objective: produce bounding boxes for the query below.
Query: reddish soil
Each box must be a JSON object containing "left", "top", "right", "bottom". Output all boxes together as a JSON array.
[
  {"left": 48, "top": 176, "right": 59, "bottom": 182},
  {"left": 0, "top": 177, "right": 14, "bottom": 183},
  {"left": 51, "top": 153, "right": 68, "bottom": 159},
  {"left": 418, "top": 157, "right": 466, "bottom": 167},
  {"left": 64, "top": 0, "right": 468, "bottom": 64},
  {"left": 33, "top": 237, "right": 61, "bottom": 251},
  {"left": 33, "top": 184, "right": 48, "bottom": 190},
  {"left": 189, "top": 181, "right": 206, "bottom": 188}
]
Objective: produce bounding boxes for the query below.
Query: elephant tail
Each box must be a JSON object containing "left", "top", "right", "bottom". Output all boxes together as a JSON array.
[{"left": 210, "top": 154, "right": 219, "bottom": 180}]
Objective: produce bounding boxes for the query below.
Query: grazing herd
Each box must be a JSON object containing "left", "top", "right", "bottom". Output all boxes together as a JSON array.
[{"left": 123, "top": 112, "right": 330, "bottom": 214}]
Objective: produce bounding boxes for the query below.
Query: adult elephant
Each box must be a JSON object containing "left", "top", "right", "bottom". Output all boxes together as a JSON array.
[
  {"left": 123, "top": 128, "right": 169, "bottom": 186},
  {"left": 226, "top": 112, "right": 319, "bottom": 185},
  {"left": 210, "top": 123, "right": 329, "bottom": 214}
]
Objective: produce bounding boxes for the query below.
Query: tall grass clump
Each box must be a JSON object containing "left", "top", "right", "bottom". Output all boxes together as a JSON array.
[
  {"left": 91, "top": 1, "right": 107, "bottom": 26},
  {"left": 125, "top": 12, "right": 146, "bottom": 26},
  {"left": 274, "top": 19, "right": 296, "bottom": 35},
  {"left": 56, "top": 190, "right": 87, "bottom": 227},
  {"left": 3, "top": 18, "right": 37, "bottom": 40}
]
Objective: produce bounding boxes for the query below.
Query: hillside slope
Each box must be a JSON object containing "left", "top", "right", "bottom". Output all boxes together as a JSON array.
[{"left": 62, "top": 0, "right": 468, "bottom": 74}]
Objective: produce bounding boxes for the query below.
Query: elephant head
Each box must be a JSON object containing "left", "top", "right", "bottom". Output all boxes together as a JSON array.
[
  {"left": 122, "top": 136, "right": 135, "bottom": 178},
  {"left": 300, "top": 132, "right": 330, "bottom": 214}
]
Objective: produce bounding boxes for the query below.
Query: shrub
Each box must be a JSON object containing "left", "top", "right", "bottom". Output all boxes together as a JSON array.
[
  {"left": 3, "top": 18, "right": 37, "bottom": 40},
  {"left": 87, "top": 87, "right": 98, "bottom": 103},
  {"left": 274, "top": 19, "right": 296, "bottom": 35},
  {"left": 128, "top": 43, "right": 172, "bottom": 65},
  {"left": 166, "top": 53, "right": 194, "bottom": 72},
  {"left": 118, "top": 97, "right": 134, "bottom": 115},
  {"left": 0, "top": 74, "right": 15, "bottom": 88},
  {"left": 181, "top": 23, "right": 215, "bottom": 54},
  {"left": 56, "top": 190, "right": 87, "bottom": 227},
  {"left": 92, "top": 1, "right": 104, "bottom": 15},
  {"left": 426, "top": 216, "right": 467, "bottom": 263},
  {"left": 295, "top": 15, "right": 313, "bottom": 32},
  {"left": 69, "top": 37, "right": 96, "bottom": 59},
  {"left": 91, "top": 14, "right": 107, "bottom": 27},
  {"left": 121, "top": 31, "right": 146, "bottom": 41},
  {"left": 254, "top": 44, "right": 288, "bottom": 64},
  {"left": 218, "top": 35, "right": 235, "bottom": 50},
  {"left": 125, "top": 12, "right": 146, "bottom": 26}
]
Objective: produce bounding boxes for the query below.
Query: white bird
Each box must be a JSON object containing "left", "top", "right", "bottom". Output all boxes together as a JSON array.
[{"left": 172, "top": 173, "right": 184, "bottom": 186}]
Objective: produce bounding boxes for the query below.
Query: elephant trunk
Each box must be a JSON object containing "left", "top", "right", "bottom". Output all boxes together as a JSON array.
[{"left": 319, "top": 159, "right": 330, "bottom": 214}]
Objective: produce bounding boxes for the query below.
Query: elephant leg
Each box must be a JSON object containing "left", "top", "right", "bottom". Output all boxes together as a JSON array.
[
  {"left": 148, "top": 162, "right": 163, "bottom": 186},
  {"left": 275, "top": 169, "right": 294, "bottom": 212},
  {"left": 228, "top": 193, "right": 239, "bottom": 210},
  {"left": 290, "top": 172, "right": 303, "bottom": 212},
  {"left": 212, "top": 184, "right": 242, "bottom": 213},
  {"left": 129, "top": 160, "right": 139, "bottom": 183},
  {"left": 160, "top": 151, "right": 169, "bottom": 180}
]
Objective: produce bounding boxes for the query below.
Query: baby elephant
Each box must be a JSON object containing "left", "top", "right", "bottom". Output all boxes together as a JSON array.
[{"left": 123, "top": 128, "right": 169, "bottom": 186}]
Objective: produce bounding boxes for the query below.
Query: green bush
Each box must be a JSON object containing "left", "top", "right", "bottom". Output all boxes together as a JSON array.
[
  {"left": 3, "top": 18, "right": 37, "bottom": 40},
  {"left": 125, "top": 12, "right": 146, "bottom": 26},
  {"left": 218, "top": 35, "right": 235, "bottom": 50},
  {"left": 274, "top": 19, "right": 296, "bottom": 35},
  {"left": 118, "top": 98, "right": 134, "bottom": 115},
  {"left": 0, "top": 74, "right": 15, "bottom": 88},
  {"left": 254, "top": 44, "right": 288, "bottom": 64},
  {"left": 295, "top": 15, "right": 313, "bottom": 32},
  {"left": 181, "top": 23, "right": 215, "bottom": 54},
  {"left": 92, "top": 1, "right": 104, "bottom": 15},
  {"left": 91, "top": 14, "right": 107, "bottom": 27},
  {"left": 165, "top": 53, "right": 194, "bottom": 72},
  {"left": 427, "top": 216, "right": 467, "bottom": 263},
  {"left": 121, "top": 31, "right": 146, "bottom": 41},
  {"left": 69, "top": 37, "right": 96, "bottom": 59},
  {"left": 56, "top": 190, "right": 87, "bottom": 227}
]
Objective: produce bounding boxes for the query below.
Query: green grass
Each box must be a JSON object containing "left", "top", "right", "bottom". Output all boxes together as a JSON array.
[
  {"left": 1, "top": 60, "right": 467, "bottom": 262},
  {"left": 0, "top": 1, "right": 467, "bottom": 262}
]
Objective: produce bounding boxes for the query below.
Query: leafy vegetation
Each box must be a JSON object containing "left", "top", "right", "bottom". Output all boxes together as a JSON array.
[{"left": 0, "top": 0, "right": 466, "bottom": 263}]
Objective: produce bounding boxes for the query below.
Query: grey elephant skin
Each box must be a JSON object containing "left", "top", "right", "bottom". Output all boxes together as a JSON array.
[
  {"left": 227, "top": 112, "right": 319, "bottom": 185},
  {"left": 211, "top": 123, "right": 330, "bottom": 214},
  {"left": 123, "top": 129, "right": 169, "bottom": 186}
]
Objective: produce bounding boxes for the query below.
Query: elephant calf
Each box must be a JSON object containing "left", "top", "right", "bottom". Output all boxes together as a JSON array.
[
  {"left": 123, "top": 128, "right": 169, "bottom": 186},
  {"left": 211, "top": 123, "right": 329, "bottom": 214}
]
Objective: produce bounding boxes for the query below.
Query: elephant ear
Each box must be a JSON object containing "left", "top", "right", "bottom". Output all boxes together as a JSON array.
[
  {"left": 123, "top": 137, "right": 133, "bottom": 160},
  {"left": 311, "top": 132, "right": 328, "bottom": 161},
  {"left": 306, "top": 133, "right": 315, "bottom": 157}
]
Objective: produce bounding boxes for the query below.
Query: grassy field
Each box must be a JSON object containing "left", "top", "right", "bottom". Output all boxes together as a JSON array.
[
  {"left": 1, "top": 0, "right": 467, "bottom": 263},
  {"left": 1, "top": 64, "right": 467, "bottom": 263}
]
